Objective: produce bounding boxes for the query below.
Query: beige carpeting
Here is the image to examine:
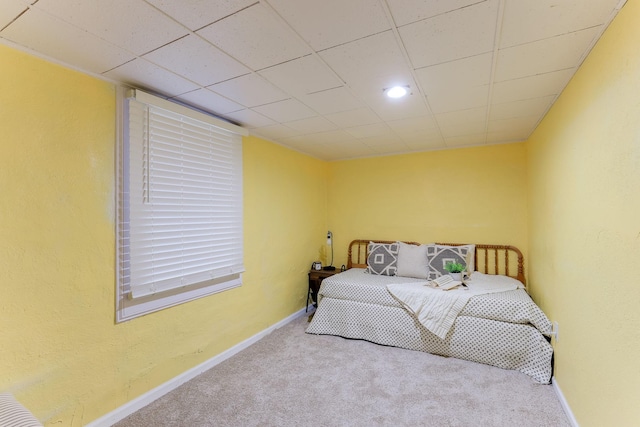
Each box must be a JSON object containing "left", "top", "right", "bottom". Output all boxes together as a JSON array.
[{"left": 114, "top": 314, "right": 570, "bottom": 427}]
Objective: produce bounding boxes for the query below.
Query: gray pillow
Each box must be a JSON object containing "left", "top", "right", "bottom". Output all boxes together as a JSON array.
[
  {"left": 365, "top": 242, "right": 399, "bottom": 276},
  {"left": 396, "top": 242, "right": 430, "bottom": 279},
  {"left": 426, "top": 244, "right": 475, "bottom": 280}
]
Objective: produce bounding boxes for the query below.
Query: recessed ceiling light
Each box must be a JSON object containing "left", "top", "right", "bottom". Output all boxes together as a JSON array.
[{"left": 386, "top": 86, "right": 408, "bottom": 99}]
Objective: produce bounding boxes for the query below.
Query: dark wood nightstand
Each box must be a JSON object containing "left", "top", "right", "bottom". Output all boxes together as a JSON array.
[{"left": 307, "top": 269, "right": 339, "bottom": 311}]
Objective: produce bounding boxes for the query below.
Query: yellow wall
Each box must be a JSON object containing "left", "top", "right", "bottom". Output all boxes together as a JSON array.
[
  {"left": 526, "top": 0, "right": 640, "bottom": 425},
  {"left": 327, "top": 144, "right": 529, "bottom": 273},
  {"left": 6, "top": 0, "right": 639, "bottom": 421},
  {"left": 243, "top": 135, "right": 328, "bottom": 315},
  {"left": 0, "top": 44, "right": 327, "bottom": 425}
]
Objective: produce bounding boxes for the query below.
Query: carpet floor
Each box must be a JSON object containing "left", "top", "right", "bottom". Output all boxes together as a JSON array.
[{"left": 114, "top": 313, "right": 570, "bottom": 427}]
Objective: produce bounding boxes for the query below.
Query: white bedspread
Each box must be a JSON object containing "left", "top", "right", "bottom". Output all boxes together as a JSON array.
[
  {"left": 387, "top": 273, "right": 521, "bottom": 339},
  {"left": 308, "top": 269, "right": 553, "bottom": 383}
]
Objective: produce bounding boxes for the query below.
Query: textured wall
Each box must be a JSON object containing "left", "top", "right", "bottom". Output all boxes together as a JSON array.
[
  {"left": 0, "top": 44, "right": 327, "bottom": 425},
  {"left": 326, "top": 144, "right": 529, "bottom": 271},
  {"left": 526, "top": 0, "right": 640, "bottom": 425}
]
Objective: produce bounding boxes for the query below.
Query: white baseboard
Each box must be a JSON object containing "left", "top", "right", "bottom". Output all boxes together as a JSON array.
[
  {"left": 86, "top": 307, "right": 309, "bottom": 427},
  {"left": 552, "top": 376, "right": 579, "bottom": 427}
]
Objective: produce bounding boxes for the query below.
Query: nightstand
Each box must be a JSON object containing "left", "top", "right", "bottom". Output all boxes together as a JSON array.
[{"left": 307, "top": 269, "right": 339, "bottom": 312}]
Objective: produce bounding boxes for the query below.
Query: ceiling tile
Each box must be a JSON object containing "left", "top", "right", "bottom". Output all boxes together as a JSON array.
[
  {"left": 491, "top": 69, "right": 574, "bottom": 104},
  {"left": 344, "top": 123, "right": 396, "bottom": 139},
  {"left": 388, "top": 0, "right": 483, "bottom": 26},
  {"left": 444, "top": 134, "right": 486, "bottom": 147},
  {"left": 416, "top": 53, "right": 492, "bottom": 91},
  {"left": 500, "top": 0, "right": 621, "bottom": 48},
  {"left": 324, "top": 108, "right": 381, "bottom": 128},
  {"left": 278, "top": 135, "right": 313, "bottom": 146},
  {"left": 386, "top": 115, "right": 438, "bottom": 134},
  {"left": 251, "top": 124, "right": 303, "bottom": 140},
  {"left": 335, "top": 140, "right": 379, "bottom": 154},
  {"left": 436, "top": 107, "right": 487, "bottom": 137},
  {"left": 34, "top": 0, "right": 188, "bottom": 55},
  {"left": 402, "top": 134, "right": 446, "bottom": 151},
  {"left": 209, "top": 73, "right": 288, "bottom": 108},
  {"left": 197, "top": 3, "right": 310, "bottom": 71},
  {"left": 427, "top": 85, "right": 489, "bottom": 114},
  {"left": 145, "top": 0, "right": 256, "bottom": 31},
  {"left": 103, "top": 58, "right": 199, "bottom": 98},
  {"left": 173, "top": 88, "right": 244, "bottom": 115},
  {"left": 143, "top": 35, "right": 250, "bottom": 86},
  {"left": 284, "top": 116, "right": 337, "bottom": 133},
  {"left": 487, "top": 115, "right": 540, "bottom": 134},
  {"left": 314, "top": 140, "right": 377, "bottom": 160},
  {"left": 369, "top": 94, "right": 430, "bottom": 121},
  {"left": 319, "top": 31, "right": 414, "bottom": 99},
  {"left": 399, "top": 0, "right": 499, "bottom": 69},
  {"left": 284, "top": 140, "right": 359, "bottom": 161},
  {"left": 291, "top": 129, "right": 355, "bottom": 145},
  {"left": 495, "top": 27, "right": 601, "bottom": 81},
  {"left": 252, "top": 98, "right": 316, "bottom": 122},
  {"left": 0, "top": 0, "right": 29, "bottom": 29},
  {"left": 360, "top": 134, "right": 404, "bottom": 147},
  {"left": 299, "top": 87, "right": 363, "bottom": 115},
  {"left": 266, "top": 0, "right": 391, "bottom": 51},
  {"left": 370, "top": 142, "right": 410, "bottom": 154},
  {"left": 2, "top": 0, "right": 625, "bottom": 161},
  {"left": 405, "top": 138, "right": 446, "bottom": 151},
  {"left": 490, "top": 96, "right": 555, "bottom": 121},
  {"left": 224, "top": 109, "right": 275, "bottom": 128},
  {"left": 1, "top": 7, "right": 134, "bottom": 74},
  {"left": 258, "top": 55, "right": 342, "bottom": 97}
]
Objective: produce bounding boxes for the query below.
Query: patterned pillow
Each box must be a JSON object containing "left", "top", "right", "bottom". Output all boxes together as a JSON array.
[
  {"left": 426, "top": 244, "right": 475, "bottom": 280},
  {"left": 365, "top": 242, "right": 399, "bottom": 276},
  {"left": 396, "top": 241, "right": 430, "bottom": 279}
]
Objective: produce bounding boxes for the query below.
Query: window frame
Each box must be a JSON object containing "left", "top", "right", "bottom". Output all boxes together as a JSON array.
[{"left": 116, "top": 88, "right": 247, "bottom": 322}]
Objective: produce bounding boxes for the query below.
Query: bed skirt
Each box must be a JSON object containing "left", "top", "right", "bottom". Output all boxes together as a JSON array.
[{"left": 306, "top": 297, "right": 553, "bottom": 384}]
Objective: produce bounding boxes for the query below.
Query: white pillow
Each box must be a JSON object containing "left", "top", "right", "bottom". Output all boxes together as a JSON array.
[{"left": 396, "top": 242, "right": 430, "bottom": 279}]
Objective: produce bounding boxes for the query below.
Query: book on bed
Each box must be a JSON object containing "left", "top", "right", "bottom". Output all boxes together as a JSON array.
[{"left": 428, "top": 275, "right": 463, "bottom": 290}]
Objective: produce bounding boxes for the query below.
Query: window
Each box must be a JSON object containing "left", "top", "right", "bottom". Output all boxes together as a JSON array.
[{"left": 116, "top": 89, "right": 247, "bottom": 322}]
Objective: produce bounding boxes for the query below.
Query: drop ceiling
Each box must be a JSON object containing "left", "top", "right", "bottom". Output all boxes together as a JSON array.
[{"left": 0, "top": 0, "right": 626, "bottom": 161}]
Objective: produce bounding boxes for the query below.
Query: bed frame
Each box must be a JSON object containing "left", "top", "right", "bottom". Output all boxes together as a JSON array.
[
  {"left": 347, "top": 240, "right": 526, "bottom": 285},
  {"left": 309, "top": 240, "right": 552, "bottom": 383}
]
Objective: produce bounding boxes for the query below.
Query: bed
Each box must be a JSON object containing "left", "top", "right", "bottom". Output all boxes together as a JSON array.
[{"left": 306, "top": 240, "right": 553, "bottom": 383}]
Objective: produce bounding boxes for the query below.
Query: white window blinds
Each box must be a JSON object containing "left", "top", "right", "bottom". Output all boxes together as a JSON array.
[{"left": 121, "top": 89, "right": 245, "bottom": 299}]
